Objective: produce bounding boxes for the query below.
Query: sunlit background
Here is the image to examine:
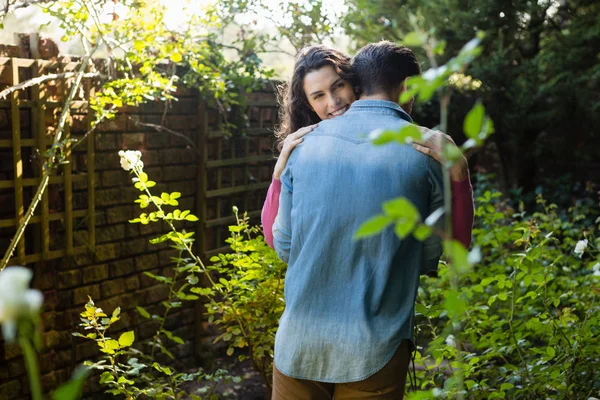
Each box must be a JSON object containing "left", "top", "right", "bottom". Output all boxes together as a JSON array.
[{"left": 1, "top": 0, "right": 349, "bottom": 78}]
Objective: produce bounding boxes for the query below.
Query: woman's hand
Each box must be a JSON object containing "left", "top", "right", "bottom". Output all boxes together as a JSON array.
[
  {"left": 413, "top": 126, "right": 469, "bottom": 182},
  {"left": 273, "top": 124, "right": 318, "bottom": 179}
]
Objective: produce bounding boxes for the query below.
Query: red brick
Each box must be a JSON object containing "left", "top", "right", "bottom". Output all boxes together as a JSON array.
[
  {"left": 82, "top": 264, "right": 109, "bottom": 284},
  {"left": 120, "top": 133, "right": 145, "bottom": 149},
  {"left": 96, "top": 114, "right": 127, "bottom": 132},
  {"left": 96, "top": 224, "right": 125, "bottom": 244},
  {"left": 96, "top": 188, "right": 122, "bottom": 207},
  {"left": 121, "top": 238, "right": 147, "bottom": 257},
  {"left": 106, "top": 205, "right": 134, "bottom": 224},
  {"left": 58, "top": 270, "right": 81, "bottom": 289},
  {"left": 135, "top": 253, "right": 159, "bottom": 271},
  {"left": 93, "top": 243, "right": 120, "bottom": 262},
  {"left": 0, "top": 379, "right": 21, "bottom": 399},
  {"left": 124, "top": 275, "right": 140, "bottom": 291},
  {"left": 95, "top": 133, "right": 120, "bottom": 150},
  {"left": 109, "top": 258, "right": 135, "bottom": 277},
  {"left": 73, "top": 284, "right": 101, "bottom": 305},
  {"left": 101, "top": 279, "right": 126, "bottom": 297}
]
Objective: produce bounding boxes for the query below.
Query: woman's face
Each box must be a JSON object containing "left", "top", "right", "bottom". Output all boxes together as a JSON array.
[{"left": 303, "top": 65, "right": 356, "bottom": 121}]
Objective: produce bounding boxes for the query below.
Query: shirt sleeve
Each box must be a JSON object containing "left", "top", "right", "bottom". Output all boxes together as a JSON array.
[
  {"left": 273, "top": 169, "right": 293, "bottom": 263},
  {"left": 451, "top": 170, "right": 474, "bottom": 249},
  {"left": 261, "top": 178, "right": 282, "bottom": 248},
  {"left": 421, "top": 156, "right": 445, "bottom": 274}
]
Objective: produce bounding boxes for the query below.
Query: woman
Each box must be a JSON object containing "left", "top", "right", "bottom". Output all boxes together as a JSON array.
[{"left": 262, "top": 45, "right": 474, "bottom": 249}]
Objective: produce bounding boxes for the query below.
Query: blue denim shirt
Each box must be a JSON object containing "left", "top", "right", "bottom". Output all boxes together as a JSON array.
[{"left": 272, "top": 100, "right": 444, "bottom": 383}]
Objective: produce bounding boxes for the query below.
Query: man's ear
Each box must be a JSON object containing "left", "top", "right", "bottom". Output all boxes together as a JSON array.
[{"left": 399, "top": 77, "right": 408, "bottom": 94}]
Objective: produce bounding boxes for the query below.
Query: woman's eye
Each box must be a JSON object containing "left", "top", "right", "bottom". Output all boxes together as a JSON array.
[
  {"left": 334, "top": 83, "right": 344, "bottom": 89},
  {"left": 313, "top": 94, "right": 323, "bottom": 100}
]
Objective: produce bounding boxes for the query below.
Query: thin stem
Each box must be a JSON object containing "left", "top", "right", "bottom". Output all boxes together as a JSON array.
[
  {"left": 508, "top": 261, "right": 531, "bottom": 383},
  {"left": 92, "top": 316, "right": 132, "bottom": 396},
  {"left": 150, "top": 249, "right": 183, "bottom": 360},
  {"left": 19, "top": 336, "right": 43, "bottom": 400}
]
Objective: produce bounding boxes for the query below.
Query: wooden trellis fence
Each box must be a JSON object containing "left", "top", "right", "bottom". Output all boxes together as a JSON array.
[
  {"left": 196, "top": 95, "right": 279, "bottom": 260},
  {"left": 0, "top": 56, "right": 96, "bottom": 266}
]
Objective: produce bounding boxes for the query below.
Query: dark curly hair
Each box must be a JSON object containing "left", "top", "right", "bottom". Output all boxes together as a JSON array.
[{"left": 275, "top": 45, "right": 356, "bottom": 151}]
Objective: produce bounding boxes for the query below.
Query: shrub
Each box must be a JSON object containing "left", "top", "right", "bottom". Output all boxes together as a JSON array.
[
  {"left": 409, "top": 176, "right": 600, "bottom": 398},
  {"left": 201, "top": 209, "right": 286, "bottom": 390}
]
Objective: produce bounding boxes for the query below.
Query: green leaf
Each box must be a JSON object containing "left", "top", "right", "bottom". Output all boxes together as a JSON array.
[
  {"left": 354, "top": 215, "right": 394, "bottom": 239},
  {"left": 546, "top": 346, "right": 556, "bottom": 358},
  {"left": 500, "top": 383, "right": 514, "bottom": 391},
  {"left": 413, "top": 224, "right": 432, "bottom": 241},
  {"left": 170, "top": 52, "right": 183, "bottom": 63},
  {"left": 118, "top": 331, "right": 135, "bottom": 347},
  {"left": 443, "top": 289, "right": 466, "bottom": 319},
  {"left": 403, "top": 31, "right": 427, "bottom": 47},
  {"left": 161, "top": 192, "right": 170, "bottom": 202},
  {"left": 443, "top": 239, "right": 471, "bottom": 273},
  {"left": 185, "top": 214, "right": 199, "bottom": 222},
  {"left": 105, "top": 339, "right": 119, "bottom": 350},
  {"left": 369, "top": 124, "right": 422, "bottom": 146},
  {"left": 117, "top": 376, "right": 135, "bottom": 385},
  {"left": 415, "top": 303, "right": 428, "bottom": 316},
  {"left": 395, "top": 220, "right": 415, "bottom": 239},
  {"left": 368, "top": 129, "right": 397, "bottom": 145},
  {"left": 383, "top": 197, "right": 419, "bottom": 219},
  {"left": 149, "top": 234, "right": 170, "bottom": 244},
  {"left": 52, "top": 366, "right": 90, "bottom": 400},
  {"left": 137, "top": 306, "right": 151, "bottom": 319},
  {"left": 99, "top": 371, "right": 114, "bottom": 384},
  {"left": 463, "top": 101, "right": 484, "bottom": 139},
  {"left": 395, "top": 124, "right": 423, "bottom": 144}
]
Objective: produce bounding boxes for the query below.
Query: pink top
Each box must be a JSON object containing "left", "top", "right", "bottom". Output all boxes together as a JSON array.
[{"left": 261, "top": 173, "right": 474, "bottom": 249}]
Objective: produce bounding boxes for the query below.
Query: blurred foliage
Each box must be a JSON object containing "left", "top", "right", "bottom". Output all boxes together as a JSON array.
[
  {"left": 215, "top": 0, "right": 337, "bottom": 54},
  {"left": 342, "top": 0, "right": 600, "bottom": 193}
]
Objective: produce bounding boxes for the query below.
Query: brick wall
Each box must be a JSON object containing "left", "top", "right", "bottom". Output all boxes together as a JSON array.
[{"left": 0, "top": 84, "right": 278, "bottom": 399}]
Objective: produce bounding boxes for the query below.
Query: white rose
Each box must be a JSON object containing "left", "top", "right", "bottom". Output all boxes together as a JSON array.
[
  {"left": 574, "top": 239, "right": 588, "bottom": 257},
  {"left": 592, "top": 262, "right": 600, "bottom": 277},
  {"left": 445, "top": 334, "right": 456, "bottom": 347},
  {"left": 0, "top": 267, "right": 43, "bottom": 342},
  {"left": 118, "top": 150, "right": 144, "bottom": 171}
]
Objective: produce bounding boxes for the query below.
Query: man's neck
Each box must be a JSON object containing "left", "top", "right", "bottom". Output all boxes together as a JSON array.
[{"left": 359, "top": 93, "right": 396, "bottom": 102}]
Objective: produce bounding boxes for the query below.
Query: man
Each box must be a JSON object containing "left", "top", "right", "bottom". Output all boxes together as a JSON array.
[{"left": 272, "top": 41, "right": 445, "bottom": 399}]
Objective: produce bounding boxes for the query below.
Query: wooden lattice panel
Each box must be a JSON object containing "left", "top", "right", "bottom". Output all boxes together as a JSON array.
[
  {"left": 0, "top": 57, "right": 95, "bottom": 264},
  {"left": 195, "top": 93, "right": 279, "bottom": 258}
]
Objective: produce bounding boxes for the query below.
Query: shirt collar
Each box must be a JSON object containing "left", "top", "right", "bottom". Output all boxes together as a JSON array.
[{"left": 347, "top": 99, "right": 413, "bottom": 123}]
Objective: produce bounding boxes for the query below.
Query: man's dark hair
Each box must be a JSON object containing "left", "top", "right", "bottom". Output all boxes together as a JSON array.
[{"left": 352, "top": 41, "right": 421, "bottom": 96}]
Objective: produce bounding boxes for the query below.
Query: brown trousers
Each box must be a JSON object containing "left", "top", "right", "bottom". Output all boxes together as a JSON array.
[{"left": 272, "top": 340, "right": 412, "bottom": 400}]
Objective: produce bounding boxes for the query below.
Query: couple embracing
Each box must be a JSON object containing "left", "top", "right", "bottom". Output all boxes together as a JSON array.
[{"left": 261, "top": 41, "right": 474, "bottom": 399}]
